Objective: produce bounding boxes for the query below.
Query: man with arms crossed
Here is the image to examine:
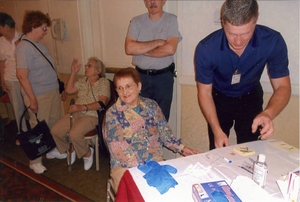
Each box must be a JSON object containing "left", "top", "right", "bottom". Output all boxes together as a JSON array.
[
  {"left": 195, "top": 0, "right": 291, "bottom": 150},
  {"left": 125, "top": 0, "right": 182, "bottom": 121}
]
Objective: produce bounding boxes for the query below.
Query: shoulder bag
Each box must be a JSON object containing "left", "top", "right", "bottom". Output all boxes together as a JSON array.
[{"left": 17, "top": 107, "right": 57, "bottom": 160}]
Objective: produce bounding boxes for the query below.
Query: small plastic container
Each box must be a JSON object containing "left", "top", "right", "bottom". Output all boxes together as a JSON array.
[{"left": 252, "top": 154, "right": 268, "bottom": 188}]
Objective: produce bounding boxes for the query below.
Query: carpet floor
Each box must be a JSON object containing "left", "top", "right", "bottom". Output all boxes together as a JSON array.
[
  {"left": 0, "top": 155, "right": 93, "bottom": 202},
  {"left": 0, "top": 119, "right": 110, "bottom": 202}
]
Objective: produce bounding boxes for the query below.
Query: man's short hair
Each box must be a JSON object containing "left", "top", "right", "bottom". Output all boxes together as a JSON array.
[
  {"left": 221, "top": 0, "right": 259, "bottom": 26},
  {"left": 0, "top": 12, "right": 15, "bottom": 28}
]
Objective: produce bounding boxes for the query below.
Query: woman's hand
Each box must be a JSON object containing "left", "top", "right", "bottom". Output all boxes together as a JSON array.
[
  {"left": 71, "top": 58, "right": 81, "bottom": 75},
  {"left": 181, "top": 147, "right": 200, "bottom": 156},
  {"left": 68, "top": 104, "right": 86, "bottom": 114},
  {"left": 60, "top": 90, "right": 67, "bottom": 101},
  {"left": 29, "top": 97, "right": 38, "bottom": 114}
]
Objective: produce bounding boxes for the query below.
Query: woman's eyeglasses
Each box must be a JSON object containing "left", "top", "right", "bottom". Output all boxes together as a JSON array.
[
  {"left": 41, "top": 27, "right": 47, "bottom": 32},
  {"left": 116, "top": 83, "right": 137, "bottom": 93},
  {"left": 85, "top": 64, "right": 96, "bottom": 68}
]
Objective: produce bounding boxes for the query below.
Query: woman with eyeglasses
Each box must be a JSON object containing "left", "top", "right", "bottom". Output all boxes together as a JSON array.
[
  {"left": 49, "top": 57, "right": 110, "bottom": 171},
  {"left": 16, "top": 10, "right": 66, "bottom": 174},
  {"left": 105, "top": 67, "right": 199, "bottom": 192}
]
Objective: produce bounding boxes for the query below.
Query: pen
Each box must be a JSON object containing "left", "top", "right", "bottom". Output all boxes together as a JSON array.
[
  {"left": 238, "top": 166, "right": 253, "bottom": 174},
  {"left": 223, "top": 157, "right": 232, "bottom": 163}
]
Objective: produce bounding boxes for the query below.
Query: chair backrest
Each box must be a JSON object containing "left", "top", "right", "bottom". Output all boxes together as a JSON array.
[
  {"left": 97, "top": 79, "right": 118, "bottom": 157},
  {"left": 106, "top": 79, "right": 118, "bottom": 110}
]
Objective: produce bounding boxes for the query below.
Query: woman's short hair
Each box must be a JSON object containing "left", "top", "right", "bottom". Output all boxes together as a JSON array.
[
  {"left": 221, "top": 0, "right": 259, "bottom": 26},
  {"left": 88, "top": 57, "right": 106, "bottom": 78},
  {"left": 113, "top": 67, "right": 141, "bottom": 86},
  {"left": 22, "top": 10, "right": 51, "bottom": 34}
]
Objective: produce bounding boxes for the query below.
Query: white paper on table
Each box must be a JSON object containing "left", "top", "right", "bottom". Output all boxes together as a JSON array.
[
  {"left": 277, "top": 171, "right": 300, "bottom": 202},
  {"left": 231, "top": 176, "right": 282, "bottom": 202}
]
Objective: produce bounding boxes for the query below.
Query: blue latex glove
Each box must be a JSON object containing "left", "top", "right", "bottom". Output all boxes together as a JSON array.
[
  {"left": 138, "top": 160, "right": 178, "bottom": 194},
  {"left": 211, "top": 191, "right": 229, "bottom": 202}
]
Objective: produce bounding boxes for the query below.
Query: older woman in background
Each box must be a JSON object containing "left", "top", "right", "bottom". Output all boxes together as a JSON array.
[
  {"left": 49, "top": 57, "right": 110, "bottom": 171},
  {"left": 16, "top": 10, "right": 64, "bottom": 174},
  {"left": 105, "top": 67, "right": 199, "bottom": 191}
]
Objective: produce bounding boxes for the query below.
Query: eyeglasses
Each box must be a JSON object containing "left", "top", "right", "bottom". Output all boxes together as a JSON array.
[
  {"left": 116, "top": 83, "right": 137, "bottom": 93},
  {"left": 41, "top": 26, "right": 47, "bottom": 32},
  {"left": 85, "top": 64, "right": 96, "bottom": 68}
]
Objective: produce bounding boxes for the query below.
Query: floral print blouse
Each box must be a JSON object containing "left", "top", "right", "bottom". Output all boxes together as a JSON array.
[
  {"left": 105, "top": 96, "right": 185, "bottom": 169},
  {"left": 74, "top": 77, "right": 110, "bottom": 117}
]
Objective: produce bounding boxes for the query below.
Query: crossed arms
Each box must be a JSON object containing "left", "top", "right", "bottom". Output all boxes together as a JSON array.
[{"left": 125, "top": 36, "right": 179, "bottom": 58}]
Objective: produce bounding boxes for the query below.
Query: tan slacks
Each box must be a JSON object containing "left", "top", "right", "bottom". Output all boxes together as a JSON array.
[
  {"left": 23, "top": 89, "right": 61, "bottom": 165},
  {"left": 110, "top": 167, "right": 128, "bottom": 193},
  {"left": 51, "top": 112, "right": 98, "bottom": 158}
]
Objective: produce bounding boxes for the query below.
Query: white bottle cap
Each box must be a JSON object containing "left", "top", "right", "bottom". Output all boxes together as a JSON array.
[{"left": 258, "top": 154, "right": 266, "bottom": 163}]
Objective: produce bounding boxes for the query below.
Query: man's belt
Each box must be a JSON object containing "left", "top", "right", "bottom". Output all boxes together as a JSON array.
[{"left": 136, "top": 63, "right": 175, "bottom": 76}]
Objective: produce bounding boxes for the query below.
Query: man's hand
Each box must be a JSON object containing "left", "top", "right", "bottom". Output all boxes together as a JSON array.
[
  {"left": 181, "top": 147, "right": 200, "bottom": 156},
  {"left": 252, "top": 111, "right": 274, "bottom": 140},
  {"left": 214, "top": 132, "right": 230, "bottom": 148},
  {"left": 1, "top": 84, "right": 9, "bottom": 93},
  {"left": 60, "top": 90, "right": 67, "bottom": 101}
]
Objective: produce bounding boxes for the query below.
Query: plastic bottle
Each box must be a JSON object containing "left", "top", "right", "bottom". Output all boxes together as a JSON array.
[{"left": 252, "top": 154, "right": 268, "bottom": 188}]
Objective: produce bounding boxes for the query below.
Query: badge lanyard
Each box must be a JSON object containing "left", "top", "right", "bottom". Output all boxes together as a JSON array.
[{"left": 231, "top": 69, "right": 241, "bottom": 85}]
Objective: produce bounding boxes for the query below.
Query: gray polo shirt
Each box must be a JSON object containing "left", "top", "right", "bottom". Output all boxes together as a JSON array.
[{"left": 127, "top": 12, "right": 182, "bottom": 70}]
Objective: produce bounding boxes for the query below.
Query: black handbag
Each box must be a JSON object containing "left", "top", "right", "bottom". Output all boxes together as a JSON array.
[{"left": 17, "top": 107, "right": 57, "bottom": 160}]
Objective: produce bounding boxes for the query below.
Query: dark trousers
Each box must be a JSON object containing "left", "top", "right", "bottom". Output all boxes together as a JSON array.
[
  {"left": 138, "top": 71, "right": 174, "bottom": 121},
  {"left": 208, "top": 84, "right": 264, "bottom": 150}
]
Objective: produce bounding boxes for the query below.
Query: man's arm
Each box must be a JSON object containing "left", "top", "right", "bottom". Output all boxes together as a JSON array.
[
  {"left": 125, "top": 36, "right": 167, "bottom": 56},
  {"left": 0, "top": 60, "right": 9, "bottom": 92},
  {"left": 17, "top": 69, "right": 38, "bottom": 113},
  {"left": 252, "top": 75, "right": 291, "bottom": 139},
  {"left": 125, "top": 36, "right": 179, "bottom": 58},
  {"left": 197, "top": 82, "right": 229, "bottom": 148},
  {"left": 144, "top": 37, "right": 179, "bottom": 58}
]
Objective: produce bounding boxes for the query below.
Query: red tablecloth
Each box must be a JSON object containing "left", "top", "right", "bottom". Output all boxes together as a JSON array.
[{"left": 116, "top": 170, "right": 145, "bottom": 202}]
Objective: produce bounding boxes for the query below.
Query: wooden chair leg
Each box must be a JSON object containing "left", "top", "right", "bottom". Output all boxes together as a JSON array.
[
  {"left": 67, "top": 133, "right": 72, "bottom": 171},
  {"left": 95, "top": 136, "right": 99, "bottom": 171}
]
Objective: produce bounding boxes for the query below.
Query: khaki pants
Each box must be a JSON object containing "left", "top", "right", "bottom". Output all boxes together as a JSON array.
[
  {"left": 23, "top": 89, "right": 61, "bottom": 165},
  {"left": 110, "top": 167, "right": 127, "bottom": 193},
  {"left": 5, "top": 80, "right": 26, "bottom": 132},
  {"left": 51, "top": 112, "right": 98, "bottom": 158}
]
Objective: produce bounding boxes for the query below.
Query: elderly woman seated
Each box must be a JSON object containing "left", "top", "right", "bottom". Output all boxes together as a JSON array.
[
  {"left": 48, "top": 57, "right": 110, "bottom": 171},
  {"left": 105, "top": 67, "right": 199, "bottom": 191}
]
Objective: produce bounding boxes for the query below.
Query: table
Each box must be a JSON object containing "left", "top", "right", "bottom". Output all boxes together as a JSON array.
[{"left": 116, "top": 139, "right": 299, "bottom": 202}]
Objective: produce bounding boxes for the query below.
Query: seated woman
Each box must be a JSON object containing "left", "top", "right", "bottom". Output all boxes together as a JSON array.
[
  {"left": 105, "top": 67, "right": 199, "bottom": 191},
  {"left": 49, "top": 57, "right": 110, "bottom": 171}
]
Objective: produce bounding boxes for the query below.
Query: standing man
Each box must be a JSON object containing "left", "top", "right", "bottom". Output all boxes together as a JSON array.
[
  {"left": 125, "top": 0, "right": 182, "bottom": 121},
  {"left": 0, "top": 12, "right": 25, "bottom": 143},
  {"left": 195, "top": 0, "right": 291, "bottom": 150}
]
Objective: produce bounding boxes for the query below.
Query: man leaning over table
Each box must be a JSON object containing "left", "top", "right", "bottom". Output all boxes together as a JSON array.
[
  {"left": 125, "top": 0, "right": 182, "bottom": 121},
  {"left": 195, "top": 0, "right": 291, "bottom": 150}
]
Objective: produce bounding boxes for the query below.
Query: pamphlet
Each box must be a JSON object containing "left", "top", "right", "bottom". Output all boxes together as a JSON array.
[{"left": 192, "top": 180, "right": 242, "bottom": 202}]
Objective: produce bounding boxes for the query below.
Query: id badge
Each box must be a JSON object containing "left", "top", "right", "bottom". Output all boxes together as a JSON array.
[{"left": 231, "top": 70, "right": 241, "bottom": 85}]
